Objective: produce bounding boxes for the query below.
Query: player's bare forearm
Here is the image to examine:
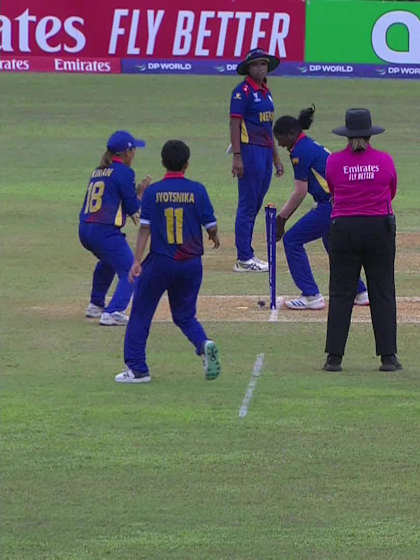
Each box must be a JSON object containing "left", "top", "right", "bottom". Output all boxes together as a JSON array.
[
  {"left": 230, "top": 118, "right": 243, "bottom": 178},
  {"left": 279, "top": 192, "right": 305, "bottom": 219},
  {"left": 229, "top": 117, "right": 241, "bottom": 153},
  {"left": 272, "top": 144, "right": 284, "bottom": 177},
  {"left": 279, "top": 180, "right": 308, "bottom": 219},
  {"left": 134, "top": 225, "right": 151, "bottom": 263},
  {"left": 129, "top": 225, "right": 150, "bottom": 283}
]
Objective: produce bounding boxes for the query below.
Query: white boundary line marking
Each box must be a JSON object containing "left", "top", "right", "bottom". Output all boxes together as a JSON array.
[{"left": 239, "top": 353, "right": 265, "bottom": 418}]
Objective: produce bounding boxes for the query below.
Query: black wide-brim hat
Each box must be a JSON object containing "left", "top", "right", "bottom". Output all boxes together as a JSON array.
[
  {"left": 237, "top": 48, "right": 280, "bottom": 75},
  {"left": 332, "top": 108, "right": 385, "bottom": 137}
]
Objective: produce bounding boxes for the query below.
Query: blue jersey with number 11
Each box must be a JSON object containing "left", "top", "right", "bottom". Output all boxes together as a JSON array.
[{"left": 140, "top": 172, "right": 217, "bottom": 261}]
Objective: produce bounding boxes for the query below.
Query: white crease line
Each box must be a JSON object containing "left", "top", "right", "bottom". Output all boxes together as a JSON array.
[
  {"left": 239, "top": 353, "right": 264, "bottom": 418},
  {"left": 194, "top": 295, "right": 420, "bottom": 303},
  {"left": 268, "top": 297, "right": 284, "bottom": 322},
  {"left": 153, "top": 317, "right": 420, "bottom": 324}
]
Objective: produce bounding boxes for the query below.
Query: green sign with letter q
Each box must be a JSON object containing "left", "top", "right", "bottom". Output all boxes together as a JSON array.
[{"left": 305, "top": 0, "right": 420, "bottom": 64}]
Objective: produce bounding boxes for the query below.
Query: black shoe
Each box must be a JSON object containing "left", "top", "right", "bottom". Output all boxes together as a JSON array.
[
  {"left": 323, "top": 354, "right": 343, "bottom": 372},
  {"left": 379, "top": 354, "right": 403, "bottom": 372}
]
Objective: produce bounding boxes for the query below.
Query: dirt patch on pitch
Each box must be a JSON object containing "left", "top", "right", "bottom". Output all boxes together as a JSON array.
[
  {"left": 151, "top": 295, "right": 420, "bottom": 323},
  {"left": 26, "top": 296, "right": 420, "bottom": 323}
]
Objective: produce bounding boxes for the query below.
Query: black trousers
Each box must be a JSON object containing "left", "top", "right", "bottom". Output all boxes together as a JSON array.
[{"left": 325, "top": 215, "right": 397, "bottom": 356}]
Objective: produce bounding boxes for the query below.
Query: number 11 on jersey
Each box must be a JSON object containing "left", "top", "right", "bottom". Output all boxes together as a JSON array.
[{"left": 164, "top": 207, "right": 184, "bottom": 244}]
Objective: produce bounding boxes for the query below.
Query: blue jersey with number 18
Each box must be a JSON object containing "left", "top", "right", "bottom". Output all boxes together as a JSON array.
[
  {"left": 79, "top": 160, "right": 140, "bottom": 227},
  {"left": 140, "top": 172, "right": 217, "bottom": 261}
]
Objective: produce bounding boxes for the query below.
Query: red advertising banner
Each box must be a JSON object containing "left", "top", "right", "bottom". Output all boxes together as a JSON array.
[
  {"left": 0, "top": 55, "right": 121, "bottom": 73},
  {"left": 0, "top": 1, "right": 306, "bottom": 60}
]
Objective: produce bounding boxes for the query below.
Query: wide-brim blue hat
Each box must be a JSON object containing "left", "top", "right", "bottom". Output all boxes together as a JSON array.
[
  {"left": 107, "top": 130, "right": 146, "bottom": 153},
  {"left": 237, "top": 48, "right": 280, "bottom": 75},
  {"left": 332, "top": 108, "right": 384, "bottom": 137}
]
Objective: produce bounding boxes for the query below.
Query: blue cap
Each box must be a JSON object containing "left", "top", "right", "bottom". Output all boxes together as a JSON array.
[{"left": 107, "top": 130, "right": 146, "bottom": 153}]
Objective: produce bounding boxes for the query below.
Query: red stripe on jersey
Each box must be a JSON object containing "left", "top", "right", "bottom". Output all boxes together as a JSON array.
[
  {"left": 289, "top": 133, "right": 306, "bottom": 152},
  {"left": 163, "top": 172, "right": 185, "bottom": 179},
  {"left": 245, "top": 76, "right": 270, "bottom": 94}
]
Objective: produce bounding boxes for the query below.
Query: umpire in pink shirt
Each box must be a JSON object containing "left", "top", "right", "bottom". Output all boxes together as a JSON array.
[{"left": 323, "top": 108, "right": 402, "bottom": 372}]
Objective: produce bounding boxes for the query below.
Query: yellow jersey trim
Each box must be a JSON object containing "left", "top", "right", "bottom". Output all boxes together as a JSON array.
[
  {"left": 114, "top": 202, "right": 123, "bottom": 227},
  {"left": 240, "top": 120, "right": 249, "bottom": 144},
  {"left": 311, "top": 168, "right": 330, "bottom": 193}
]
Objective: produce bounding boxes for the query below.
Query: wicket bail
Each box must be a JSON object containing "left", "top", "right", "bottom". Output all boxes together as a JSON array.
[{"left": 265, "top": 205, "right": 277, "bottom": 310}]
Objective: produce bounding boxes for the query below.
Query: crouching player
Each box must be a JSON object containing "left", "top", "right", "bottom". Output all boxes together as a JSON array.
[
  {"left": 273, "top": 106, "right": 368, "bottom": 310},
  {"left": 115, "top": 140, "right": 221, "bottom": 383},
  {"left": 79, "top": 130, "right": 150, "bottom": 326}
]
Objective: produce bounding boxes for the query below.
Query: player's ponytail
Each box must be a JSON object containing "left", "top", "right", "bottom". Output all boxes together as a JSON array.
[
  {"left": 297, "top": 104, "right": 315, "bottom": 131},
  {"left": 98, "top": 150, "right": 113, "bottom": 169},
  {"left": 273, "top": 104, "right": 316, "bottom": 139}
]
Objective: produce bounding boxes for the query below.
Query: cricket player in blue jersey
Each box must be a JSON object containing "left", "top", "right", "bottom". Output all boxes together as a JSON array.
[
  {"left": 79, "top": 130, "right": 151, "bottom": 326},
  {"left": 273, "top": 106, "right": 368, "bottom": 309},
  {"left": 230, "top": 48, "right": 284, "bottom": 272},
  {"left": 115, "top": 140, "right": 221, "bottom": 383}
]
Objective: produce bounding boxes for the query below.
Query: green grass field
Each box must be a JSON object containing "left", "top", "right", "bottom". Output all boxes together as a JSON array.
[{"left": 2, "top": 74, "right": 420, "bottom": 559}]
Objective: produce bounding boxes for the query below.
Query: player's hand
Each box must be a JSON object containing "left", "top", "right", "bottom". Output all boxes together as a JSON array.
[
  {"left": 232, "top": 154, "right": 244, "bottom": 178},
  {"left": 208, "top": 228, "right": 220, "bottom": 249},
  {"left": 273, "top": 155, "right": 284, "bottom": 177},
  {"left": 276, "top": 215, "right": 287, "bottom": 242},
  {"left": 136, "top": 175, "right": 152, "bottom": 198},
  {"left": 130, "top": 212, "right": 140, "bottom": 225},
  {"left": 129, "top": 261, "right": 142, "bottom": 283}
]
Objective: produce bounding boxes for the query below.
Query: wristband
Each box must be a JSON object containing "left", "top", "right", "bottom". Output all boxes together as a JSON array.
[{"left": 233, "top": 152, "right": 241, "bottom": 155}]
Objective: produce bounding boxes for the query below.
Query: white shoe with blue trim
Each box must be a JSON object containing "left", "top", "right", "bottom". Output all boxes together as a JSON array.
[
  {"left": 85, "top": 303, "right": 104, "bottom": 318},
  {"left": 285, "top": 294, "right": 325, "bottom": 310},
  {"left": 100, "top": 311, "right": 129, "bottom": 326},
  {"left": 115, "top": 368, "right": 151, "bottom": 383},
  {"left": 354, "top": 291, "right": 369, "bottom": 306},
  {"left": 233, "top": 257, "right": 268, "bottom": 272}
]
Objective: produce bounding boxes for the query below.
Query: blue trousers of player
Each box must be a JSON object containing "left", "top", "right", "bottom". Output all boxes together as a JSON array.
[
  {"left": 124, "top": 254, "right": 208, "bottom": 374},
  {"left": 79, "top": 222, "right": 134, "bottom": 313},
  {"left": 283, "top": 201, "right": 366, "bottom": 296},
  {"left": 235, "top": 144, "right": 273, "bottom": 261}
]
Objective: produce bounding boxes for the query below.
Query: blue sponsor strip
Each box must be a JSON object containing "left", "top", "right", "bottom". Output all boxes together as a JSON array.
[
  {"left": 281, "top": 62, "right": 420, "bottom": 79},
  {"left": 121, "top": 58, "right": 420, "bottom": 79}
]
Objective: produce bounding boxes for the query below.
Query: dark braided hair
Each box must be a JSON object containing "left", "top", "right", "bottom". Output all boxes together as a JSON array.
[{"left": 273, "top": 104, "right": 316, "bottom": 137}]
